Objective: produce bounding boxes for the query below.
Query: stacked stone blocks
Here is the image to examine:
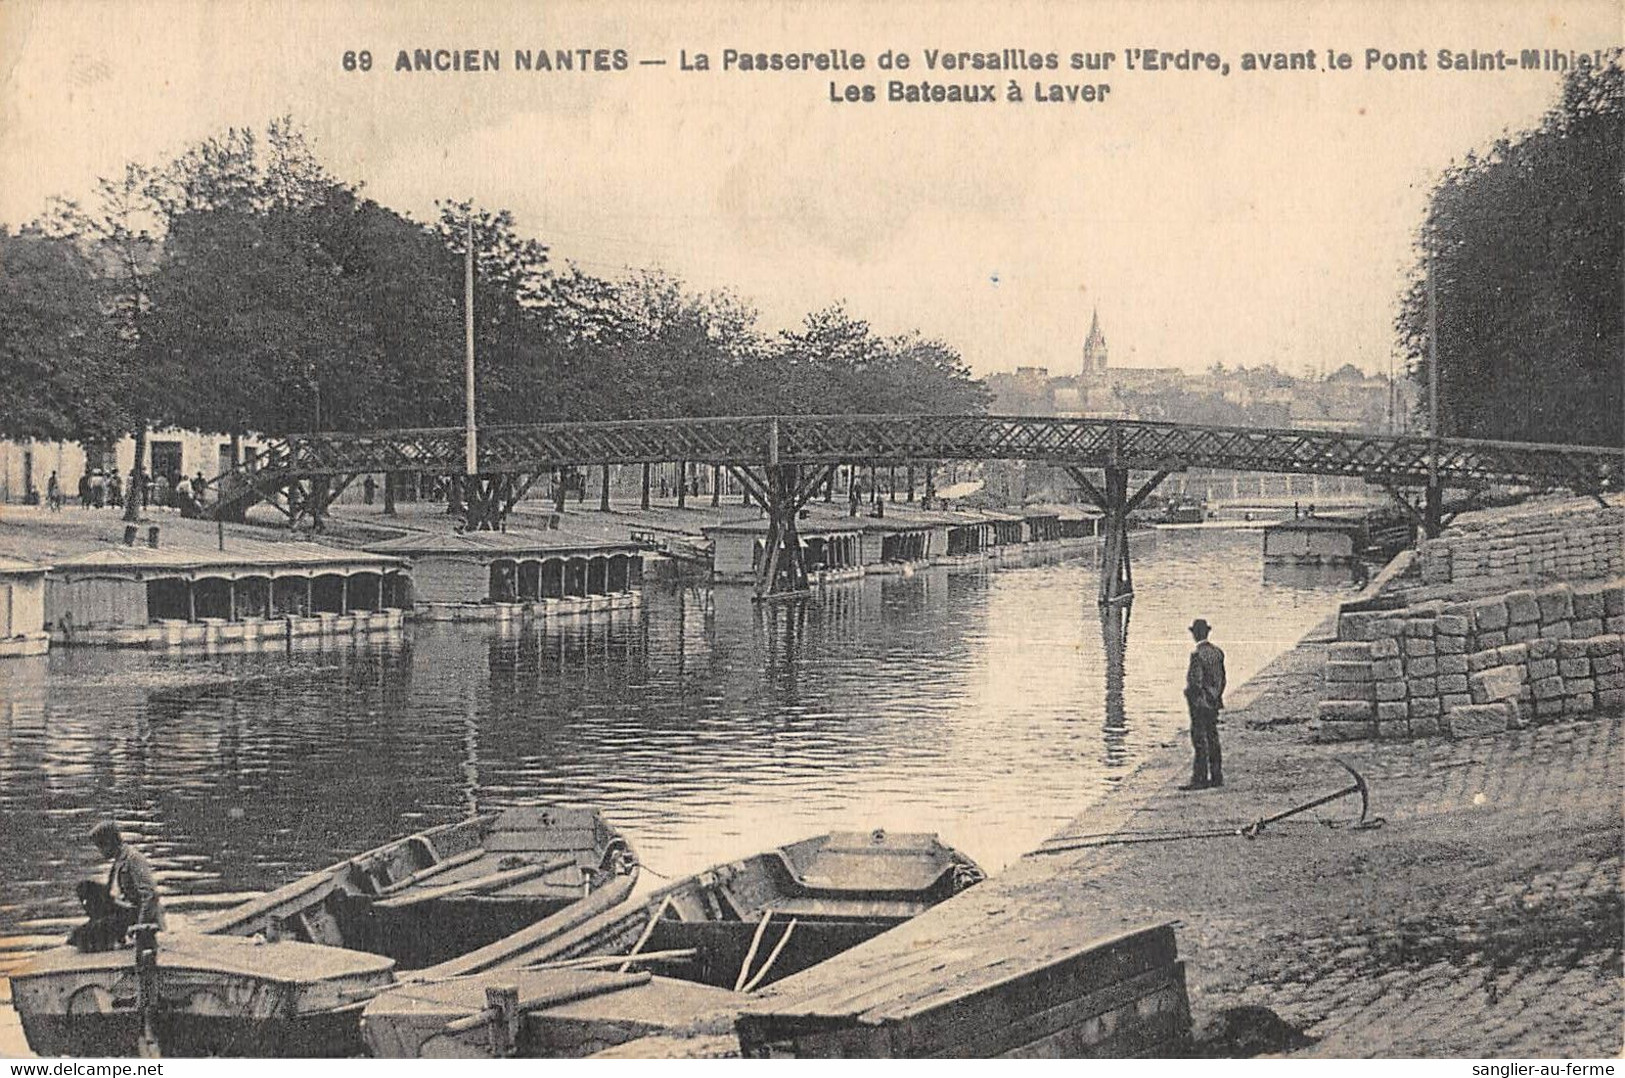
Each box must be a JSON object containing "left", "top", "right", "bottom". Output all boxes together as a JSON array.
[
  {"left": 1411, "top": 505, "right": 1624, "bottom": 591},
  {"left": 1316, "top": 577, "right": 1625, "bottom": 742}
]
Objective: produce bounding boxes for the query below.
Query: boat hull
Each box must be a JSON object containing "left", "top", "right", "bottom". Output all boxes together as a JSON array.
[{"left": 12, "top": 936, "right": 394, "bottom": 1058}]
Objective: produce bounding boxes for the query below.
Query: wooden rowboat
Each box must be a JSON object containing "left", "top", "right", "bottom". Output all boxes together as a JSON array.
[
  {"left": 12, "top": 806, "right": 636, "bottom": 1057},
  {"left": 361, "top": 829, "right": 984, "bottom": 1058},
  {"left": 195, "top": 804, "right": 638, "bottom": 969},
  {"left": 11, "top": 935, "right": 395, "bottom": 1058}
]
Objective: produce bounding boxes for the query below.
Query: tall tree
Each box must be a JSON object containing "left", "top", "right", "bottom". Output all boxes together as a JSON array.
[
  {"left": 1398, "top": 57, "right": 1623, "bottom": 447},
  {"left": 0, "top": 227, "right": 119, "bottom": 444}
]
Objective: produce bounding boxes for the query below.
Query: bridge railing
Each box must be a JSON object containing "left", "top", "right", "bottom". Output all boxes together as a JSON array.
[{"left": 244, "top": 414, "right": 1622, "bottom": 490}]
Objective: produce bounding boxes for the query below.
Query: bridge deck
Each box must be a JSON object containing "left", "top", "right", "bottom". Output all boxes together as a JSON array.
[{"left": 251, "top": 415, "right": 1622, "bottom": 490}]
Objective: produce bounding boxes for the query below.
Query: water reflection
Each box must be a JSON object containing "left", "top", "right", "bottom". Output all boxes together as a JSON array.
[
  {"left": 0, "top": 529, "right": 1356, "bottom": 940},
  {"left": 1100, "top": 602, "right": 1131, "bottom": 769}
]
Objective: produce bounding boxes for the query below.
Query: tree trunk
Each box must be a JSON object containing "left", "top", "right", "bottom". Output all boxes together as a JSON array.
[{"left": 123, "top": 425, "right": 146, "bottom": 523}]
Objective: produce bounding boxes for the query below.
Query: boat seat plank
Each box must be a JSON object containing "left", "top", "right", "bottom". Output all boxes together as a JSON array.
[{"left": 373, "top": 856, "right": 576, "bottom": 910}]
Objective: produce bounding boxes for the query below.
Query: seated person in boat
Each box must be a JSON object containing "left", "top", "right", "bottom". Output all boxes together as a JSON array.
[{"left": 69, "top": 821, "right": 165, "bottom": 952}]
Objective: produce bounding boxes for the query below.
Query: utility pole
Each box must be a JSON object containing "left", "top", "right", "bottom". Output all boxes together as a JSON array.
[
  {"left": 464, "top": 212, "right": 478, "bottom": 477},
  {"left": 1424, "top": 249, "right": 1442, "bottom": 537}
]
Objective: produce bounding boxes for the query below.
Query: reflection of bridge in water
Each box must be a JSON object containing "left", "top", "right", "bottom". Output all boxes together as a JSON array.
[{"left": 212, "top": 415, "right": 1624, "bottom": 602}]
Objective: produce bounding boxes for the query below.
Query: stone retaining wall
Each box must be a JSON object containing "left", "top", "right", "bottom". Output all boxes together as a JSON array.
[
  {"left": 1409, "top": 504, "right": 1624, "bottom": 591},
  {"left": 1316, "top": 577, "right": 1625, "bottom": 742}
]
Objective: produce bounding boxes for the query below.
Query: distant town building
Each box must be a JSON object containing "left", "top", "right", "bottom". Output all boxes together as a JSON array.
[{"left": 987, "top": 309, "right": 1412, "bottom": 433}]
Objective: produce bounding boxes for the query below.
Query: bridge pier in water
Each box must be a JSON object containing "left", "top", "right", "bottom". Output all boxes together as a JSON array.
[
  {"left": 1067, "top": 465, "right": 1170, "bottom": 606},
  {"left": 728, "top": 462, "right": 836, "bottom": 600}
]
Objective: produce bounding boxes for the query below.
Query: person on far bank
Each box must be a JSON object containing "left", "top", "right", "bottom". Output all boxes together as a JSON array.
[
  {"left": 1181, "top": 618, "right": 1226, "bottom": 790},
  {"left": 46, "top": 471, "right": 62, "bottom": 511}
]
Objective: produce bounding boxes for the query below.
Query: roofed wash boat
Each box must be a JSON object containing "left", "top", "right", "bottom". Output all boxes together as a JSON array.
[
  {"left": 12, "top": 806, "right": 636, "bottom": 1057},
  {"left": 360, "top": 829, "right": 985, "bottom": 1059}
]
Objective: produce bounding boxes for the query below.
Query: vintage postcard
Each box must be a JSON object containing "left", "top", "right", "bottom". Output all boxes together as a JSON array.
[{"left": 0, "top": 0, "right": 1620, "bottom": 1064}]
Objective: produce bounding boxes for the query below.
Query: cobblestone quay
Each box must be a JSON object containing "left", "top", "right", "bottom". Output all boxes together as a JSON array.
[{"left": 741, "top": 633, "right": 1622, "bottom": 1057}]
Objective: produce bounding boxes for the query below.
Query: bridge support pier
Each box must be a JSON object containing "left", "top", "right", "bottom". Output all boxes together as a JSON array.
[
  {"left": 729, "top": 462, "right": 835, "bottom": 600},
  {"left": 1067, "top": 466, "right": 1169, "bottom": 606},
  {"left": 462, "top": 473, "right": 536, "bottom": 531}
]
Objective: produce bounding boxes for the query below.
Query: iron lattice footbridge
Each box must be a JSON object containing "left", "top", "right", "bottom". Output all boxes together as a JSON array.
[{"left": 212, "top": 415, "right": 1624, "bottom": 601}]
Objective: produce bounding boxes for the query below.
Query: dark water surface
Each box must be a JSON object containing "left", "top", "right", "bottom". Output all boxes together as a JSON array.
[{"left": 0, "top": 529, "right": 1358, "bottom": 938}]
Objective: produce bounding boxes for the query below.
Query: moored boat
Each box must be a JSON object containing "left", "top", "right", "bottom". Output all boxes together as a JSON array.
[
  {"left": 12, "top": 805, "right": 636, "bottom": 1057},
  {"left": 195, "top": 804, "right": 638, "bottom": 969},
  {"left": 11, "top": 934, "right": 395, "bottom": 1058},
  {"left": 361, "top": 829, "right": 984, "bottom": 1059}
]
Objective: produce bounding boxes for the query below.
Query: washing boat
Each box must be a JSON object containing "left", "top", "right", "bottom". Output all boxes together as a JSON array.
[
  {"left": 12, "top": 806, "right": 636, "bottom": 1057},
  {"left": 361, "top": 829, "right": 984, "bottom": 1058}
]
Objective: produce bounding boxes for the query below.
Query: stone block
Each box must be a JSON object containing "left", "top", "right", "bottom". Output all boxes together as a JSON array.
[
  {"left": 1445, "top": 703, "right": 1509, "bottom": 739},
  {"left": 1405, "top": 636, "right": 1436, "bottom": 657},
  {"left": 1409, "top": 697, "right": 1441, "bottom": 718},
  {"left": 1571, "top": 618, "right": 1605, "bottom": 638},
  {"left": 1437, "top": 673, "right": 1470, "bottom": 694},
  {"left": 1376, "top": 720, "right": 1411, "bottom": 741},
  {"left": 1477, "top": 631, "right": 1507, "bottom": 648},
  {"left": 1434, "top": 614, "right": 1469, "bottom": 636},
  {"left": 1318, "top": 699, "right": 1375, "bottom": 722},
  {"left": 1406, "top": 618, "right": 1437, "bottom": 638},
  {"left": 1337, "top": 611, "right": 1378, "bottom": 641},
  {"left": 1440, "top": 602, "right": 1472, "bottom": 619},
  {"left": 1526, "top": 658, "right": 1558, "bottom": 680},
  {"left": 1369, "top": 617, "right": 1406, "bottom": 639},
  {"left": 1592, "top": 652, "right": 1625, "bottom": 674},
  {"left": 1372, "top": 658, "right": 1404, "bottom": 680},
  {"left": 1314, "top": 720, "right": 1372, "bottom": 743},
  {"left": 1540, "top": 620, "right": 1573, "bottom": 640},
  {"left": 1597, "top": 688, "right": 1625, "bottom": 710},
  {"left": 1442, "top": 692, "right": 1472, "bottom": 712},
  {"left": 1536, "top": 586, "right": 1573, "bottom": 623},
  {"left": 1467, "top": 649, "right": 1499, "bottom": 673},
  {"left": 1328, "top": 642, "right": 1373, "bottom": 663},
  {"left": 1326, "top": 661, "right": 1374, "bottom": 683},
  {"left": 1528, "top": 639, "right": 1558, "bottom": 660},
  {"left": 1503, "top": 697, "right": 1528, "bottom": 729},
  {"left": 1558, "top": 658, "right": 1591, "bottom": 679},
  {"left": 1566, "top": 677, "right": 1595, "bottom": 696},
  {"left": 1505, "top": 590, "right": 1540, "bottom": 624},
  {"left": 1603, "top": 584, "right": 1625, "bottom": 617},
  {"left": 1608, "top": 616, "right": 1625, "bottom": 634},
  {"left": 1406, "top": 655, "right": 1438, "bottom": 678},
  {"left": 1532, "top": 676, "right": 1565, "bottom": 700},
  {"left": 1408, "top": 676, "right": 1438, "bottom": 697},
  {"left": 1437, "top": 653, "right": 1469, "bottom": 676},
  {"left": 1596, "top": 672, "right": 1625, "bottom": 691},
  {"left": 1535, "top": 698, "right": 1566, "bottom": 720},
  {"left": 1571, "top": 584, "right": 1605, "bottom": 620},
  {"left": 1436, "top": 635, "right": 1466, "bottom": 654},
  {"left": 1409, "top": 713, "right": 1441, "bottom": 738},
  {"left": 1589, "top": 635, "right": 1625, "bottom": 656},
  {"left": 1505, "top": 622, "right": 1538, "bottom": 643},
  {"left": 1557, "top": 639, "right": 1593, "bottom": 660},
  {"left": 1470, "top": 665, "right": 1526, "bottom": 704},
  {"left": 1488, "top": 640, "right": 1527, "bottom": 666},
  {"left": 1376, "top": 701, "right": 1409, "bottom": 723},
  {"left": 1563, "top": 694, "right": 1595, "bottom": 715},
  {"left": 1374, "top": 680, "right": 1407, "bottom": 703},
  {"left": 1471, "top": 598, "right": 1510, "bottom": 631},
  {"left": 1368, "top": 637, "right": 1401, "bottom": 659}
]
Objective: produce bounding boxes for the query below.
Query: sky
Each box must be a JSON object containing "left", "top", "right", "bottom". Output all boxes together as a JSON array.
[{"left": 0, "top": 0, "right": 1618, "bottom": 380}]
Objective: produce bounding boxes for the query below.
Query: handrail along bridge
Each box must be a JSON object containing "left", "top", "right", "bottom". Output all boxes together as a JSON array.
[{"left": 212, "top": 414, "right": 1625, "bottom": 603}]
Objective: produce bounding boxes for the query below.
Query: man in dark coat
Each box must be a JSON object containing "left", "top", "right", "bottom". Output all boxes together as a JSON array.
[
  {"left": 71, "top": 821, "right": 165, "bottom": 951},
  {"left": 1181, "top": 618, "right": 1227, "bottom": 790}
]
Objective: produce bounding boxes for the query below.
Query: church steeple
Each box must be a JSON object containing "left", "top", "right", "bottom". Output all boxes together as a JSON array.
[{"left": 1083, "top": 308, "right": 1108, "bottom": 374}]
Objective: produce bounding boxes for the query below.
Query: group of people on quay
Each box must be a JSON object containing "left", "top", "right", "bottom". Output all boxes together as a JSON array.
[{"left": 39, "top": 469, "right": 210, "bottom": 515}]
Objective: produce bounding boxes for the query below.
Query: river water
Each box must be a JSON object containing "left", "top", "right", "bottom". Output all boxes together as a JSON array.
[{"left": 0, "top": 529, "right": 1359, "bottom": 941}]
